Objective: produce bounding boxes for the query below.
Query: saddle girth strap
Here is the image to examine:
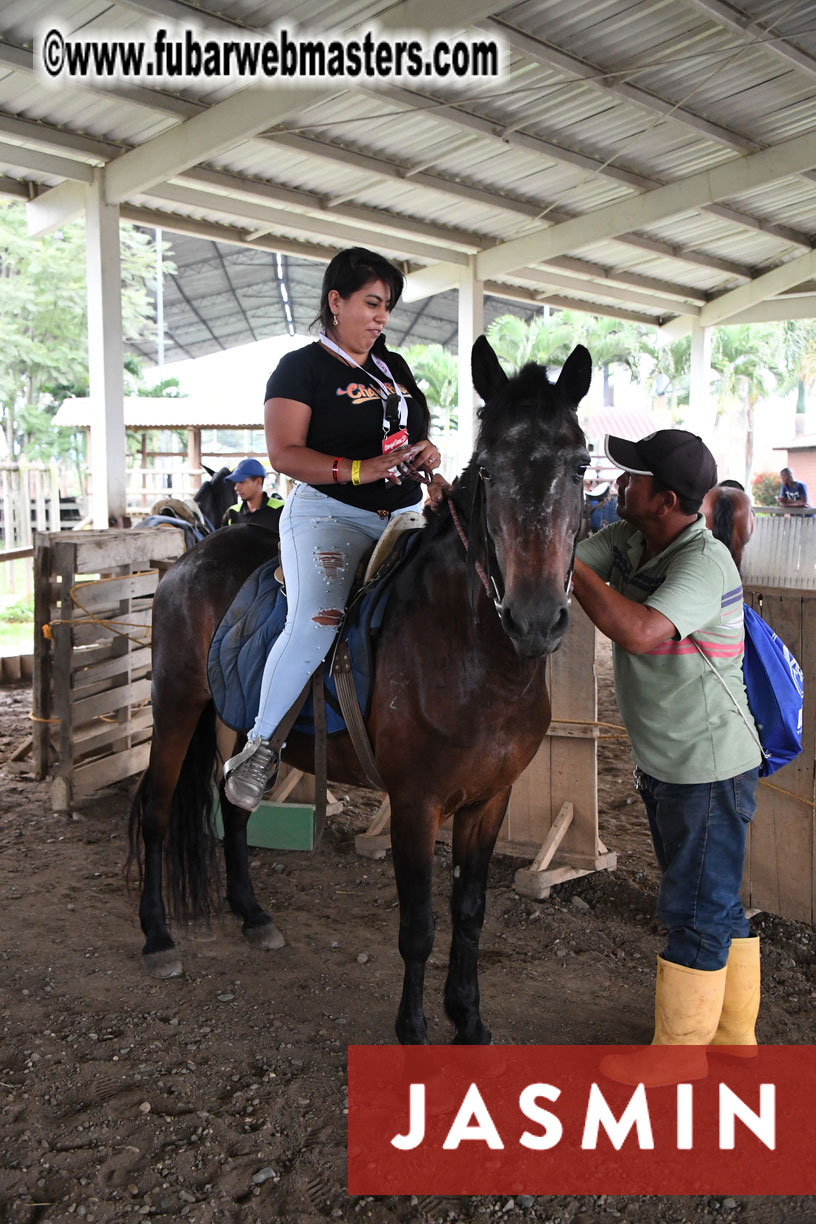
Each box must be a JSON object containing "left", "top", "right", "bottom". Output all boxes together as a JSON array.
[
  {"left": 311, "top": 665, "right": 328, "bottom": 846},
  {"left": 331, "top": 640, "right": 387, "bottom": 793}
]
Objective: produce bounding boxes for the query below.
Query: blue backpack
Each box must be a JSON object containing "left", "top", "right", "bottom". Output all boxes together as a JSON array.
[
  {"left": 694, "top": 604, "right": 803, "bottom": 777},
  {"left": 742, "top": 604, "right": 804, "bottom": 777}
]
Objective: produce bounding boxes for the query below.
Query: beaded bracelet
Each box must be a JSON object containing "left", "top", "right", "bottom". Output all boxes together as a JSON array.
[
  {"left": 351, "top": 459, "right": 362, "bottom": 486},
  {"left": 331, "top": 457, "right": 341, "bottom": 483}
]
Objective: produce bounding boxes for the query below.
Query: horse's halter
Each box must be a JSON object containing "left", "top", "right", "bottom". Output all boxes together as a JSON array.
[{"left": 447, "top": 471, "right": 583, "bottom": 623}]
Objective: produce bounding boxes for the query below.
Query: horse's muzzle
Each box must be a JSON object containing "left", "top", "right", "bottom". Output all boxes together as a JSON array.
[{"left": 500, "top": 598, "right": 570, "bottom": 657}]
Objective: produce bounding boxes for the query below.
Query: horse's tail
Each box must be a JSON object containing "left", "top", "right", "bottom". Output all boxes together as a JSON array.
[
  {"left": 712, "top": 491, "right": 736, "bottom": 560},
  {"left": 126, "top": 702, "right": 220, "bottom": 920}
]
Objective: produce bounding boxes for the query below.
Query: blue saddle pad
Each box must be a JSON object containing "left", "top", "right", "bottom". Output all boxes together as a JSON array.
[{"left": 207, "top": 531, "right": 422, "bottom": 735}]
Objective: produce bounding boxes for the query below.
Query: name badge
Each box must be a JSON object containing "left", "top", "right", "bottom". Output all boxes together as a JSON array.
[{"left": 382, "top": 429, "right": 408, "bottom": 454}]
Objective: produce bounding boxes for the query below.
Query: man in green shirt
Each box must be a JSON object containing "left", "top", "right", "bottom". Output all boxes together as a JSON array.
[{"left": 574, "top": 429, "right": 762, "bottom": 1086}]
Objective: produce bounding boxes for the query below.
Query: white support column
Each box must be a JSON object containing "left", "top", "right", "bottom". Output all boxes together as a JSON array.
[
  {"left": 456, "top": 258, "right": 484, "bottom": 477},
  {"left": 688, "top": 321, "right": 713, "bottom": 440},
  {"left": 85, "top": 170, "right": 127, "bottom": 528}
]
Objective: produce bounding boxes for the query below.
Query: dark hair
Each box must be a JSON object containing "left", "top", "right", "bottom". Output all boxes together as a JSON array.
[
  {"left": 719, "top": 478, "right": 745, "bottom": 490},
  {"left": 317, "top": 247, "right": 404, "bottom": 331},
  {"left": 650, "top": 474, "right": 701, "bottom": 516}
]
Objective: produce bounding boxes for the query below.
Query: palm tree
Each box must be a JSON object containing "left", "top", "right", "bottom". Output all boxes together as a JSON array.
[
  {"left": 402, "top": 343, "right": 459, "bottom": 462},
  {"left": 711, "top": 324, "right": 785, "bottom": 487},
  {"left": 778, "top": 319, "right": 816, "bottom": 418}
]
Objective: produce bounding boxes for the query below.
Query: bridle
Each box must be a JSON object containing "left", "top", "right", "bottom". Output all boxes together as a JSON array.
[{"left": 446, "top": 472, "right": 582, "bottom": 623}]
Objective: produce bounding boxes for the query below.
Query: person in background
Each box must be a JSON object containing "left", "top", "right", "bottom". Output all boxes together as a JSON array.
[
  {"left": 586, "top": 480, "right": 619, "bottom": 532},
  {"left": 777, "top": 467, "right": 809, "bottom": 507},
  {"left": 572, "top": 429, "right": 762, "bottom": 1087},
  {"left": 222, "top": 457, "right": 284, "bottom": 532}
]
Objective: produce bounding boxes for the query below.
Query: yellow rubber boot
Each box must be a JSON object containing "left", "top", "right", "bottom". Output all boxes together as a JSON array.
[
  {"left": 710, "top": 936, "right": 760, "bottom": 1058},
  {"left": 600, "top": 956, "right": 727, "bottom": 1088}
]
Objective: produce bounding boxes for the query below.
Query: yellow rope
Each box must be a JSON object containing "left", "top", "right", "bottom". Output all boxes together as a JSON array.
[
  {"left": 28, "top": 711, "right": 60, "bottom": 724},
  {"left": 42, "top": 569, "right": 158, "bottom": 648},
  {"left": 759, "top": 776, "right": 816, "bottom": 809},
  {"left": 556, "top": 717, "right": 629, "bottom": 740}
]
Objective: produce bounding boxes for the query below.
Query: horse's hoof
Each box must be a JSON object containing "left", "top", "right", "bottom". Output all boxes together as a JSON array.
[
  {"left": 243, "top": 920, "right": 285, "bottom": 950},
  {"left": 453, "top": 1024, "right": 493, "bottom": 1045},
  {"left": 144, "top": 947, "right": 183, "bottom": 978}
]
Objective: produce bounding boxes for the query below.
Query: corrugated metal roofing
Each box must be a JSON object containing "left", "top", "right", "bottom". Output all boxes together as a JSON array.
[{"left": 1, "top": 0, "right": 815, "bottom": 357}]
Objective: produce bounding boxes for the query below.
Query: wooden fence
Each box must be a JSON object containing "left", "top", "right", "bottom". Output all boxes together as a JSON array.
[
  {"left": 739, "top": 511, "right": 816, "bottom": 923},
  {"left": 33, "top": 528, "right": 185, "bottom": 811},
  {"left": 743, "top": 509, "right": 816, "bottom": 589}
]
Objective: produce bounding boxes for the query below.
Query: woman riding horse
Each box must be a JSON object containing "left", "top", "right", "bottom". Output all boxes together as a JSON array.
[
  {"left": 223, "top": 246, "right": 440, "bottom": 811},
  {"left": 130, "top": 337, "right": 592, "bottom": 1043}
]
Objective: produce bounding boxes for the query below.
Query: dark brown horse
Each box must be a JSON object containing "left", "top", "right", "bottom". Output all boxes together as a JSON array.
[
  {"left": 701, "top": 481, "right": 754, "bottom": 572},
  {"left": 129, "top": 337, "right": 592, "bottom": 1044}
]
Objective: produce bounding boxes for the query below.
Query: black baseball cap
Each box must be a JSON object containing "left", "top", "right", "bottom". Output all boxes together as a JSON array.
[{"left": 604, "top": 429, "right": 718, "bottom": 504}]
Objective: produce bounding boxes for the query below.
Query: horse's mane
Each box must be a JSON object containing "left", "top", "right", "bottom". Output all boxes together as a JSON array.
[
  {"left": 420, "top": 361, "right": 569, "bottom": 544},
  {"left": 476, "top": 361, "right": 564, "bottom": 449}
]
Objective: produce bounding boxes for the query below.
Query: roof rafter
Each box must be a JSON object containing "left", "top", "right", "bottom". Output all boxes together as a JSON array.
[{"left": 685, "top": 0, "right": 816, "bottom": 80}]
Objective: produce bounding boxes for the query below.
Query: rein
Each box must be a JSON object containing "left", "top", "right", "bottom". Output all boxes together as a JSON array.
[{"left": 447, "top": 495, "right": 497, "bottom": 614}]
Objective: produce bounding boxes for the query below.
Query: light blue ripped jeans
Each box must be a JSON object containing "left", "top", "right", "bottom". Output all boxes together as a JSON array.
[{"left": 250, "top": 482, "right": 420, "bottom": 742}]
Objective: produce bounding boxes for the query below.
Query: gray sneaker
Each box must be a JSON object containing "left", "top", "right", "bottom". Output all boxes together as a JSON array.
[{"left": 224, "top": 738, "right": 279, "bottom": 811}]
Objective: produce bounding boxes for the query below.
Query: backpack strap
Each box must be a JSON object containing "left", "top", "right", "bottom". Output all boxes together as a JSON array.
[{"left": 690, "top": 637, "right": 768, "bottom": 765}]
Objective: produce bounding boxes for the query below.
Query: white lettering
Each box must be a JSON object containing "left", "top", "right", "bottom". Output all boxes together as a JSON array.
[
  {"left": 677, "top": 1083, "right": 693, "bottom": 1150},
  {"left": 719, "top": 1083, "right": 776, "bottom": 1150},
  {"left": 442, "top": 1082, "right": 504, "bottom": 1149},
  {"left": 581, "top": 1082, "right": 654, "bottom": 1150},
  {"left": 519, "top": 1083, "right": 563, "bottom": 1150},
  {"left": 391, "top": 1083, "right": 425, "bottom": 1150}
]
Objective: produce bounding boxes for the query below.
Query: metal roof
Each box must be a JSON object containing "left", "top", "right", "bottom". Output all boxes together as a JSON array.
[{"left": 2, "top": 0, "right": 816, "bottom": 360}]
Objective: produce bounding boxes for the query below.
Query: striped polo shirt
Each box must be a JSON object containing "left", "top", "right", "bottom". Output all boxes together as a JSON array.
[{"left": 577, "top": 516, "right": 762, "bottom": 784}]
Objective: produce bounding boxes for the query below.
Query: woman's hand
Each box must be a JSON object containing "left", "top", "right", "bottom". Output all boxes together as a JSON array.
[
  {"left": 405, "top": 439, "right": 441, "bottom": 482},
  {"left": 358, "top": 444, "right": 422, "bottom": 485}
]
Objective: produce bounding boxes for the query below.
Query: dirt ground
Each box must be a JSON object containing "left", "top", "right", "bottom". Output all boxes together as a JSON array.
[{"left": 1, "top": 642, "right": 815, "bottom": 1223}]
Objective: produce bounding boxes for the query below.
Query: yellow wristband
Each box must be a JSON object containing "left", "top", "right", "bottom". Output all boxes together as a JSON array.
[{"left": 351, "top": 459, "right": 362, "bottom": 486}]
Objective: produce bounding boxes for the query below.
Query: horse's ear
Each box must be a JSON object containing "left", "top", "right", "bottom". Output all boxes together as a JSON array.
[
  {"left": 202, "top": 464, "right": 215, "bottom": 477},
  {"left": 472, "top": 336, "right": 508, "bottom": 403},
  {"left": 557, "top": 345, "right": 592, "bottom": 403}
]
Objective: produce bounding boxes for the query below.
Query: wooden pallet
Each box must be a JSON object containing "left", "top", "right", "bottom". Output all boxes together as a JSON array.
[
  {"left": 355, "top": 603, "right": 617, "bottom": 896},
  {"left": 32, "top": 528, "right": 185, "bottom": 811},
  {"left": 742, "top": 584, "right": 816, "bottom": 925}
]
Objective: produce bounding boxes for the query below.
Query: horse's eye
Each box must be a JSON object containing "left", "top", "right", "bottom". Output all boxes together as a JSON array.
[
  {"left": 575, "top": 463, "right": 589, "bottom": 484},
  {"left": 478, "top": 466, "right": 492, "bottom": 483}
]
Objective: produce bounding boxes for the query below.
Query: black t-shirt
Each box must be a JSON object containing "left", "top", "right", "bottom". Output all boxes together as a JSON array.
[{"left": 264, "top": 340, "right": 426, "bottom": 512}]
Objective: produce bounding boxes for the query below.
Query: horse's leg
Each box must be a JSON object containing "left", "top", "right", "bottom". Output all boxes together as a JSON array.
[
  {"left": 219, "top": 777, "right": 285, "bottom": 950},
  {"left": 138, "top": 704, "right": 209, "bottom": 976},
  {"left": 391, "top": 800, "right": 438, "bottom": 1045},
  {"left": 444, "top": 789, "right": 511, "bottom": 1045}
]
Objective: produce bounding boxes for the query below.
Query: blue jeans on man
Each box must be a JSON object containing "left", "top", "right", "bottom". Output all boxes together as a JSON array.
[{"left": 636, "top": 768, "right": 760, "bottom": 971}]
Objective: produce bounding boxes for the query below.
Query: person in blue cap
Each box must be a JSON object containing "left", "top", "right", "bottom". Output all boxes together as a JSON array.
[{"left": 222, "top": 457, "right": 284, "bottom": 532}]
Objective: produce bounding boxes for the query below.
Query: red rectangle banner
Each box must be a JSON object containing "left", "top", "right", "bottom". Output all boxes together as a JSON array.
[{"left": 348, "top": 1045, "right": 816, "bottom": 1196}]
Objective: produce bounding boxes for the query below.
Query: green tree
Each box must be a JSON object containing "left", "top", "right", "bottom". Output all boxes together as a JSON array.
[
  {"left": 0, "top": 201, "right": 167, "bottom": 464},
  {"left": 402, "top": 342, "right": 458, "bottom": 433},
  {"left": 711, "top": 324, "right": 785, "bottom": 487},
  {"left": 752, "top": 472, "right": 780, "bottom": 507},
  {"left": 486, "top": 309, "right": 647, "bottom": 405},
  {"left": 778, "top": 319, "right": 816, "bottom": 416}
]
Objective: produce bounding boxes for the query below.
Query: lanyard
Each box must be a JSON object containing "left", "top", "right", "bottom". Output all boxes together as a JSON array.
[{"left": 318, "top": 330, "right": 408, "bottom": 434}]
